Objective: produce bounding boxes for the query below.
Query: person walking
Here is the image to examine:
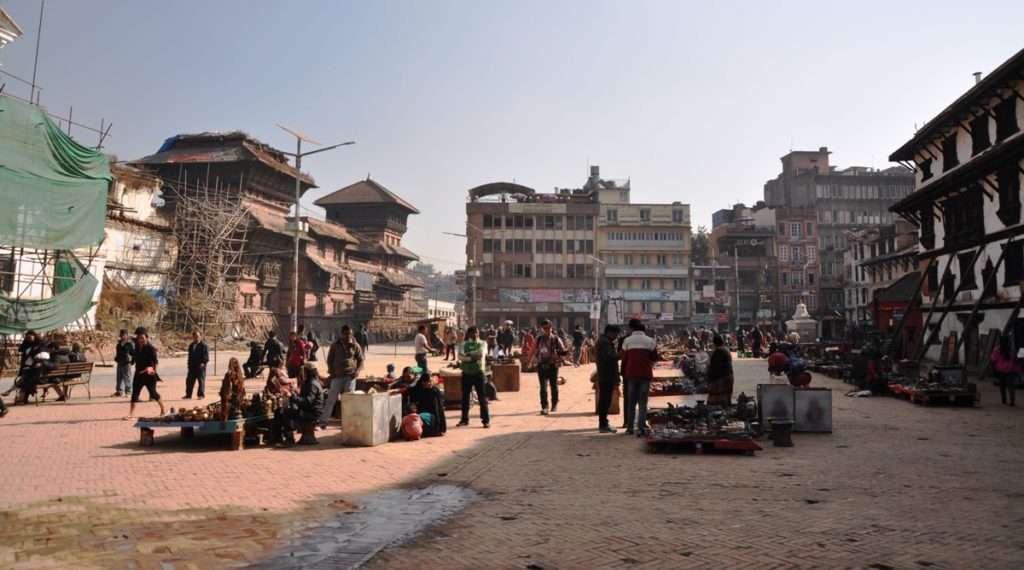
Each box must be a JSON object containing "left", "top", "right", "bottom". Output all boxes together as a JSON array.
[
  {"left": 306, "top": 331, "right": 320, "bottom": 362},
  {"left": 320, "top": 325, "right": 364, "bottom": 429},
  {"left": 356, "top": 325, "right": 370, "bottom": 355},
  {"left": 595, "top": 324, "right": 621, "bottom": 433},
  {"left": 992, "top": 334, "right": 1019, "bottom": 406},
  {"left": 456, "top": 326, "right": 490, "bottom": 428},
  {"left": 414, "top": 324, "right": 431, "bottom": 374},
  {"left": 707, "top": 334, "right": 735, "bottom": 406},
  {"left": 750, "top": 326, "right": 763, "bottom": 358},
  {"left": 112, "top": 328, "right": 135, "bottom": 397},
  {"left": 263, "top": 331, "right": 285, "bottom": 368},
  {"left": 621, "top": 318, "right": 659, "bottom": 436},
  {"left": 526, "top": 320, "right": 566, "bottom": 415},
  {"left": 183, "top": 331, "right": 209, "bottom": 400},
  {"left": 124, "top": 328, "right": 165, "bottom": 420},
  {"left": 736, "top": 327, "right": 746, "bottom": 355},
  {"left": 572, "top": 324, "right": 585, "bottom": 367},
  {"left": 444, "top": 327, "right": 458, "bottom": 361}
]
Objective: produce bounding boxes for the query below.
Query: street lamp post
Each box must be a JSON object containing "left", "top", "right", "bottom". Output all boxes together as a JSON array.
[
  {"left": 587, "top": 254, "right": 606, "bottom": 335},
  {"left": 443, "top": 222, "right": 483, "bottom": 326},
  {"left": 277, "top": 124, "right": 354, "bottom": 334}
]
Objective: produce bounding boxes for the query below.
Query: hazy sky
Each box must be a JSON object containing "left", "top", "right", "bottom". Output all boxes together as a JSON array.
[{"left": 1, "top": 1, "right": 1021, "bottom": 271}]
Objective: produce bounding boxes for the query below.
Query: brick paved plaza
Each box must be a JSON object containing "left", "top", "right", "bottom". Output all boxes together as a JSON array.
[{"left": 1, "top": 347, "right": 1022, "bottom": 569}]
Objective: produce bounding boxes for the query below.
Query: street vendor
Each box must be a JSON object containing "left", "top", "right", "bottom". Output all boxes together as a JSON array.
[
  {"left": 218, "top": 358, "right": 246, "bottom": 421},
  {"left": 406, "top": 372, "right": 446, "bottom": 437},
  {"left": 707, "top": 334, "right": 735, "bottom": 406},
  {"left": 276, "top": 362, "right": 325, "bottom": 447},
  {"left": 264, "top": 364, "right": 295, "bottom": 396}
]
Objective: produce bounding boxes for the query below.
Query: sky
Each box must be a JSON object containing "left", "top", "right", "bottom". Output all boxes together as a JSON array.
[{"left": 1, "top": 0, "right": 1021, "bottom": 272}]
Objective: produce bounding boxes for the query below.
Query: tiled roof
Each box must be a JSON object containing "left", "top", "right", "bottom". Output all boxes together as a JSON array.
[
  {"left": 306, "top": 217, "right": 357, "bottom": 243},
  {"left": 314, "top": 177, "right": 419, "bottom": 213}
]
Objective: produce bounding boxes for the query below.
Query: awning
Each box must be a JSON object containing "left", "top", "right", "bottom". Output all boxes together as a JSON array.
[{"left": 378, "top": 271, "right": 423, "bottom": 289}]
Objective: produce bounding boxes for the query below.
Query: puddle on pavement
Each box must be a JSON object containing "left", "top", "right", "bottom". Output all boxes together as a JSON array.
[
  {"left": 0, "top": 485, "right": 477, "bottom": 570},
  {"left": 249, "top": 484, "right": 479, "bottom": 570}
]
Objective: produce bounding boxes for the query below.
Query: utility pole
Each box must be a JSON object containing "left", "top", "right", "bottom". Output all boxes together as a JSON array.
[{"left": 276, "top": 124, "right": 354, "bottom": 333}]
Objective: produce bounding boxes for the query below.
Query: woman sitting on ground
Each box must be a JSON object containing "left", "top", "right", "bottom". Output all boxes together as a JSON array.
[{"left": 406, "top": 373, "right": 446, "bottom": 437}]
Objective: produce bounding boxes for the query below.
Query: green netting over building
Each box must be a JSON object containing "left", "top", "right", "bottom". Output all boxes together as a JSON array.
[{"left": 0, "top": 95, "right": 110, "bottom": 333}]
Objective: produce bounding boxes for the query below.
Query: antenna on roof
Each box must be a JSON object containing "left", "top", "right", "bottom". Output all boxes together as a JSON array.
[{"left": 367, "top": 172, "right": 371, "bottom": 180}]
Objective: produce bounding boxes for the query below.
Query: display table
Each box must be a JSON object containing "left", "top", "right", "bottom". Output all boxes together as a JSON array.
[
  {"left": 340, "top": 392, "right": 402, "bottom": 446},
  {"left": 134, "top": 414, "right": 273, "bottom": 450}
]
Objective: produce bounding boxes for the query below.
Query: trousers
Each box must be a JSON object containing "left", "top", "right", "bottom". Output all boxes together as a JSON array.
[
  {"left": 460, "top": 372, "right": 490, "bottom": 424},
  {"left": 624, "top": 379, "right": 651, "bottom": 432},
  {"left": 537, "top": 366, "right": 559, "bottom": 409}
]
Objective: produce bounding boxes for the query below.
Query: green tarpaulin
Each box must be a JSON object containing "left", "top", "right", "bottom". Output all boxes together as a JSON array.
[
  {"left": 0, "top": 95, "right": 111, "bottom": 249},
  {"left": 0, "top": 252, "right": 98, "bottom": 334},
  {"left": 0, "top": 95, "right": 110, "bottom": 333}
]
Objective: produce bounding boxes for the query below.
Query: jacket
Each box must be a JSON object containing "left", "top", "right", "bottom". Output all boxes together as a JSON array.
[
  {"left": 594, "top": 336, "right": 620, "bottom": 384},
  {"left": 293, "top": 375, "right": 325, "bottom": 421},
  {"left": 620, "top": 331, "right": 659, "bottom": 380},
  {"left": 327, "top": 339, "right": 364, "bottom": 378},
  {"left": 707, "top": 346, "right": 733, "bottom": 381},
  {"left": 114, "top": 340, "right": 135, "bottom": 365},
  {"left": 187, "top": 341, "right": 209, "bottom": 369},
  {"left": 992, "top": 346, "right": 1020, "bottom": 374}
]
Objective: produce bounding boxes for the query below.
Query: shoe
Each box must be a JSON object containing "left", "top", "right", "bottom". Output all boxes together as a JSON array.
[
  {"left": 456, "top": 420, "right": 469, "bottom": 427},
  {"left": 1, "top": 408, "right": 9, "bottom": 418},
  {"left": 297, "top": 439, "right": 320, "bottom": 446},
  {"left": 182, "top": 395, "right": 192, "bottom": 400},
  {"left": 483, "top": 423, "right": 490, "bottom": 428},
  {"left": 55, "top": 396, "right": 66, "bottom": 402},
  {"left": 197, "top": 396, "right": 205, "bottom": 400},
  {"left": 122, "top": 415, "right": 134, "bottom": 421},
  {"left": 318, "top": 423, "right": 328, "bottom": 430},
  {"left": 599, "top": 425, "right": 617, "bottom": 433},
  {"left": 540, "top": 408, "right": 549, "bottom": 415},
  {"left": 276, "top": 439, "right": 296, "bottom": 448},
  {"left": 625, "top": 428, "right": 634, "bottom": 435},
  {"left": 636, "top": 429, "right": 647, "bottom": 437},
  {"left": 550, "top": 405, "right": 558, "bottom": 413},
  {"left": 110, "top": 392, "right": 122, "bottom": 398}
]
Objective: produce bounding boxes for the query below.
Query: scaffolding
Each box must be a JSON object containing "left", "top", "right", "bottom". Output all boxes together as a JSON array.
[{"left": 164, "top": 176, "right": 249, "bottom": 334}]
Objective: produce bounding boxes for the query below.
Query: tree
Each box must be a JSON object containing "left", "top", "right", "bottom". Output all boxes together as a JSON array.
[{"left": 692, "top": 225, "right": 710, "bottom": 266}]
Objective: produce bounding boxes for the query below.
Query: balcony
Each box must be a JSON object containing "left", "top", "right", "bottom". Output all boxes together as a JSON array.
[{"left": 604, "top": 266, "right": 689, "bottom": 277}]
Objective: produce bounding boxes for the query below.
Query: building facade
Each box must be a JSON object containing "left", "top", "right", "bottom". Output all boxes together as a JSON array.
[
  {"left": 710, "top": 203, "right": 778, "bottom": 330},
  {"left": 764, "top": 148, "right": 916, "bottom": 339},
  {"left": 465, "top": 182, "right": 600, "bottom": 331},
  {"left": 889, "top": 47, "right": 1024, "bottom": 365},
  {"left": 596, "top": 172, "right": 692, "bottom": 331},
  {"left": 131, "top": 134, "right": 423, "bottom": 340}
]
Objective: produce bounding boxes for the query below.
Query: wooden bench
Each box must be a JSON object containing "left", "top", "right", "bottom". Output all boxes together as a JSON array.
[{"left": 34, "top": 362, "right": 94, "bottom": 404}]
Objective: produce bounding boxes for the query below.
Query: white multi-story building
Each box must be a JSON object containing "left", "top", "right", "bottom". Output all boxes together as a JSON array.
[{"left": 889, "top": 46, "right": 1024, "bottom": 365}]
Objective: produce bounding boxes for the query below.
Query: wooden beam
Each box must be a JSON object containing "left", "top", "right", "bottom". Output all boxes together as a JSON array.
[
  {"left": 953, "top": 236, "right": 1016, "bottom": 358},
  {"left": 887, "top": 258, "right": 934, "bottom": 358},
  {"left": 914, "top": 244, "right": 987, "bottom": 361}
]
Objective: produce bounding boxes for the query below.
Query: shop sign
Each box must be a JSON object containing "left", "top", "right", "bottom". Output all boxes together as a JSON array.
[
  {"left": 532, "top": 289, "right": 561, "bottom": 302},
  {"left": 702, "top": 285, "right": 715, "bottom": 298},
  {"left": 614, "top": 289, "right": 689, "bottom": 301},
  {"left": 535, "top": 304, "right": 549, "bottom": 312},
  {"left": 499, "top": 288, "right": 531, "bottom": 303},
  {"left": 509, "top": 203, "right": 567, "bottom": 214},
  {"left": 718, "top": 313, "right": 730, "bottom": 323},
  {"left": 660, "top": 312, "right": 674, "bottom": 321},
  {"left": 893, "top": 308, "right": 904, "bottom": 321},
  {"left": 564, "top": 303, "right": 591, "bottom": 313}
]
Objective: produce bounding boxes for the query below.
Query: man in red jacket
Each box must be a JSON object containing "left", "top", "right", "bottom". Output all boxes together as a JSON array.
[{"left": 620, "top": 318, "right": 659, "bottom": 436}]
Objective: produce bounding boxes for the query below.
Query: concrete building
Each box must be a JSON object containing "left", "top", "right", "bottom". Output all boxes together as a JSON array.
[
  {"left": 889, "top": 47, "right": 1024, "bottom": 366},
  {"left": 465, "top": 182, "right": 599, "bottom": 331},
  {"left": 596, "top": 168, "right": 692, "bottom": 332},
  {"left": 763, "top": 148, "right": 916, "bottom": 339},
  {"left": 710, "top": 203, "right": 778, "bottom": 330},
  {"left": 843, "top": 221, "right": 920, "bottom": 340}
]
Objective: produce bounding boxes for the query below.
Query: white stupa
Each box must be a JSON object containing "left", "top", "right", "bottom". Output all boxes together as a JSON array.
[{"left": 785, "top": 302, "right": 817, "bottom": 340}]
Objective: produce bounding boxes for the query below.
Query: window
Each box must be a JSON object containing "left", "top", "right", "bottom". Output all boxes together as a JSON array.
[
  {"left": 640, "top": 279, "right": 651, "bottom": 290},
  {"left": 1004, "top": 240, "right": 1024, "bottom": 285},
  {"left": 640, "top": 302, "right": 650, "bottom": 312},
  {"left": 483, "top": 214, "right": 493, "bottom": 228},
  {"left": 941, "top": 133, "right": 959, "bottom": 171},
  {"left": 639, "top": 209, "right": 651, "bottom": 221},
  {"left": 971, "top": 113, "right": 991, "bottom": 156},
  {"left": 808, "top": 273, "right": 816, "bottom": 286},
  {"left": 639, "top": 254, "right": 650, "bottom": 265},
  {"left": 942, "top": 189, "right": 984, "bottom": 247},
  {"left": 995, "top": 98, "right": 1019, "bottom": 141},
  {"left": 0, "top": 252, "right": 13, "bottom": 293},
  {"left": 606, "top": 209, "right": 618, "bottom": 222},
  {"left": 243, "top": 294, "right": 255, "bottom": 309},
  {"left": 806, "top": 223, "right": 814, "bottom": 237},
  {"left": 526, "top": 216, "right": 535, "bottom": 228},
  {"left": 505, "top": 239, "right": 513, "bottom": 253},
  {"left": 624, "top": 254, "right": 634, "bottom": 265},
  {"left": 790, "top": 222, "right": 801, "bottom": 238},
  {"left": 672, "top": 210, "right": 684, "bottom": 222},
  {"left": 920, "top": 157, "right": 933, "bottom": 182},
  {"left": 608, "top": 278, "right": 619, "bottom": 290},
  {"left": 778, "top": 222, "right": 785, "bottom": 235},
  {"left": 315, "top": 295, "right": 325, "bottom": 316},
  {"left": 673, "top": 279, "right": 685, "bottom": 290},
  {"left": 715, "top": 279, "right": 725, "bottom": 292},
  {"left": 567, "top": 216, "right": 575, "bottom": 230},
  {"left": 920, "top": 207, "right": 935, "bottom": 250},
  {"left": 505, "top": 216, "right": 514, "bottom": 228},
  {"left": 997, "top": 165, "right": 1021, "bottom": 226},
  {"left": 779, "top": 246, "right": 788, "bottom": 261},
  {"left": 656, "top": 254, "right": 667, "bottom": 266},
  {"left": 333, "top": 248, "right": 342, "bottom": 263},
  {"left": 333, "top": 300, "right": 343, "bottom": 315},
  {"left": 514, "top": 215, "right": 524, "bottom": 228},
  {"left": 317, "top": 241, "right": 326, "bottom": 257},
  {"left": 954, "top": 253, "right": 978, "bottom": 288},
  {"left": 806, "top": 246, "right": 816, "bottom": 261},
  {"left": 483, "top": 239, "right": 493, "bottom": 253},
  {"left": 781, "top": 272, "right": 788, "bottom": 285}
]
